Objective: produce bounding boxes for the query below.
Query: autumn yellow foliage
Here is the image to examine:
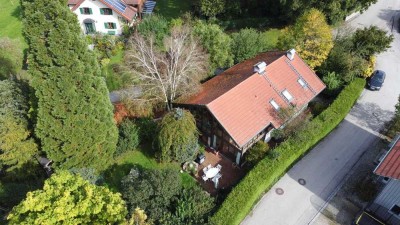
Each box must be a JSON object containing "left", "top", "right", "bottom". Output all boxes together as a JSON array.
[
  {"left": 361, "top": 56, "right": 376, "bottom": 78},
  {"left": 278, "top": 9, "right": 333, "bottom": 69}
]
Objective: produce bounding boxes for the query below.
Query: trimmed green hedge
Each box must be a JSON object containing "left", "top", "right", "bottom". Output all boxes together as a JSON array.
[{"left": 210, "top": 78, "right": 366, "bottom": 225}]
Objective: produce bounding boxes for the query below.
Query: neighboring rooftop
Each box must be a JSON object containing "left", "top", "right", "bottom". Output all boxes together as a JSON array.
[
  {"left": 179, "top": 50, "right": 326, "bottom": 148},
  {"left": 68, "top": 0, "right": 137, "bottom": 21},
  {"left": 374, "top": 134, "right": 400, "bottom": 179}
]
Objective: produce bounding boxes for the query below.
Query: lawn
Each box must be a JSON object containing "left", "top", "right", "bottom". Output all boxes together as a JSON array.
[
  {"left": 103, "top": 49, "right": 127, "bottom": 91},
  {"left": 103, "top": 147, "right": 197, "bottom": 192},
  {"left": 262, "top": 28, "right": 282, "bottom": 50},
  {"left": 0, "top": 0, "right": 25, "bottom": 45},
  {"left": 153, "top": 0, "right": 191, "bottom": 20}
]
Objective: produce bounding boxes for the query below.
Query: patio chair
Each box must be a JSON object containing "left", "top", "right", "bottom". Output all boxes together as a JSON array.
[
  {"left": 214, "top": 173, "right": 222, "bottom": 179},
  {"left": 216, "top": 164, "right": 222, "bottom": 171},
  {"left": 207, "top": 164, "right": 212, "bottom": 169},
  {"left": 202, "top": 175, "right": 208, "bottom": 182}
]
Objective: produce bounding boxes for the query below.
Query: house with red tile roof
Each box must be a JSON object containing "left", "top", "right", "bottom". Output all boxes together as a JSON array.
[
  {"left": 67, "top": 0, "right": 142, "bottom": 35},
  {"left": 175, "top": 49, "right": 326, "bottom": 164},
  {"left": 357, "top": 134, "right": 400, "bottom": 225}
]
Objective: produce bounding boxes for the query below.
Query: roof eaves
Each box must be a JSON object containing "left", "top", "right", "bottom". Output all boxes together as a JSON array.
[
  {"left": 205, "top": 104, "right": 243, "bottom": 148},
  {"left": 71, "top": 0, "right": 85, "bottom": 11},
  {"left": 97, "top": 0, "right": 134, "bottom": 21}
]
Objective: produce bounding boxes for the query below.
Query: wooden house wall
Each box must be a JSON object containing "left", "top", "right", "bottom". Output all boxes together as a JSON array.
[{"left": 369, "top": 179, "right": 400, "bottom": 224}]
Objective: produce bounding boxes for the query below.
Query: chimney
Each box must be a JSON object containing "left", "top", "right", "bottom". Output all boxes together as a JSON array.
[
  {"left": 287, "top": 49, "right": 296, "bottom": 61},
  {"left": 254, "top": 61, "right": 267, "bottom": 74}
]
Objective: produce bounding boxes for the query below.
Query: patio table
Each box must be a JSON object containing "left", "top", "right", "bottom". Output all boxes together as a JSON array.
[{"left": 205, "top": 167, "right": 219, "bottom": 179}]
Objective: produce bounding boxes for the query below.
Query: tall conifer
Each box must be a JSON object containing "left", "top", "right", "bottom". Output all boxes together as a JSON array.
[{"left": 21, "top": 0, "right": 118, "bottom": 170}]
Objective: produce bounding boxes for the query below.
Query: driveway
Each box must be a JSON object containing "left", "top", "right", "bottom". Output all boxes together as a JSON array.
[{"left": 241, "top": 1, "right": 400, "bottom": 225}]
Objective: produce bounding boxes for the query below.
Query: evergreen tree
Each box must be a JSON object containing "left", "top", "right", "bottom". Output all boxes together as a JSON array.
[
  {"left": 21, "top": 0, "right": 118, "bottom": 170},
  {"left": 157, "top": 108, "right": 199, "bottom": 163},
  {"left": 0, "top": 80, "right": 38, "bottom": 177}
]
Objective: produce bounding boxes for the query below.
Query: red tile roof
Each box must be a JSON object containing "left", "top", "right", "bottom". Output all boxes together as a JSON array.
[
  {"left": 375, "top": 135, "right": 400, "bottom": 179},
  {"left": 181, "top": 51, "right": 326, "bottom": 148},
  {"left": 69, "top": 0, "right": 137, "bottom": 21}
]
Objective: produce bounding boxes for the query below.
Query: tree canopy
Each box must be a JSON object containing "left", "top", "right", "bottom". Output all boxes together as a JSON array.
[
  {"left": 231, "top": 28, "right": 264, "bottom": 63},
  {"left": 125, "top": 26, "right": 208, "bottom": 110},
  {"left": 157, "top": 108, "right": 199, "bottom": 163},
  {"left": 21, "top": 0, "right": 118, "bottom": 170},
  {"left": 121, "top": 167, "right": 181, "bottom": 222},
  {"left": 7, "top": 171, "right": 127, "bottom": 224},
  {"left": 193, "top": 21, "right": 233, "bottom": 71},
  {"left": 278, "top": 8, "right": 333, "bottom": 69},
  {"left": 0, "top": 80, "right": 38, "bottom": 177},
  {"left": 137, "top": 15, "right": 170, "bottom": 49},
  {"left": 199, "top": 0, "right": 225, "bottom": 18},
  {"left": 351, "top": 26, "right": 393, "bottom": 59},
  {"left": 121, "top": 167, "right": 214, "bottom": 225}
]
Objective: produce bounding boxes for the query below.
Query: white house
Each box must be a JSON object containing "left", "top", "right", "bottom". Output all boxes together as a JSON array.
[{"left": 67, "top": 0, "right": 141, "bottom": 35}]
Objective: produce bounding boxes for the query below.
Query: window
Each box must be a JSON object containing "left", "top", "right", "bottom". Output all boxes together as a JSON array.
[
  {"left": 100, "top": 8, "right": 113, "bottom": 15},
  {"left": 282, "top": 90, "right": 293, "bottom": 102},
  {"left": 80, "top": 7, "right": 92, "bottom": 15},
  {"left": 297, "top": 78, "right": 306, "bottom": 87},
  {"left": 390, "top": 205, "right": 400, "bottom": 215},
  {"left": 270, "top": 99, "right": 280, "bottom": 110},
  {"left": 104, "top": 22, "right": 117, "bottom": 29}
]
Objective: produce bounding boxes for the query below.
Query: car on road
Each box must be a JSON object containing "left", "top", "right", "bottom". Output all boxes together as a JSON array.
[{"left": 367, "top": 70, "right": 386, "bottom": 91}]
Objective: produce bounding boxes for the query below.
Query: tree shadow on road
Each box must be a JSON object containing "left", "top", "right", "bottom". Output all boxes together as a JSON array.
[
  {"left": 349, "top": 102, "right": 394, "bottom": 132},
  {"left": 377, "top": 9, "right": 400, "bottom": 32}
]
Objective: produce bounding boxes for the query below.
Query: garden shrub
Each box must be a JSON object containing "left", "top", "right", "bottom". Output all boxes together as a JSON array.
[
  {"left": 210, "top": 78, "right": 365, "bottom": 225},
  {"left": 245, "top": 141, "right": 269, "bottom": 167},
  {"left": 136, "top": 117, "right": 158, "bottom": 143},
  {"left": 116, "top": 119, "right": 140, "bottom": 156},
  {"left": 361, "top": 55, "right": 376, "bottom": 78}
]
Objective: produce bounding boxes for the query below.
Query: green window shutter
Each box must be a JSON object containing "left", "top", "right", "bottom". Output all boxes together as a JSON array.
[
  {"left": 100, "top": 8, "right": 104, "bottom": 15},
  {"left": 104, "top": 23, "right": 108, "bottom": 29},
  {"left": 89, "top": 8, "right": 92, "bottom": 14},
  {"left": 112, "top": 23, "right": 116, "bottom": 29},
  {"left": 80, "top": 8, "right": 83, "bottom": 14},
  {"left": 110, "top": 9, "right": 113, "bottom": 15},
  {"left": 108, "top": 31, "right": 116, "bottom": 35}
]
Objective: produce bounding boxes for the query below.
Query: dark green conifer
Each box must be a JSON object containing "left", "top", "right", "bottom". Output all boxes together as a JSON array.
[{"left": 21, "top": 0, "right": 118, "bottom": 170}]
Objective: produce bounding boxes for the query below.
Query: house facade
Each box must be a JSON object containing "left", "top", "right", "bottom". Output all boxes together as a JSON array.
[
  {"left": 67, "top": 0, "right": 139, "bottom": 35},
  {"left": 176, "top": 50, "right": 326, "bottom": 165},
  {"left": 359, "top": 134, "right": 400, "bottom": 225}
]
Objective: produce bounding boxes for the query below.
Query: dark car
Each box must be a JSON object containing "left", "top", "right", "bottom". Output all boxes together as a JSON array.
[{"left": 367, "top": 70, "right": 386, "bottom": 91}]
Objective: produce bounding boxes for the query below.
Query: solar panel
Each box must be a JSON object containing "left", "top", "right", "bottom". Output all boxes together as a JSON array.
[
  {"left": 104, "top": 0, "right": 126, "bottom": 13},
  {"left": 143, "top": 1, "right": 156, "bottom": 14}
]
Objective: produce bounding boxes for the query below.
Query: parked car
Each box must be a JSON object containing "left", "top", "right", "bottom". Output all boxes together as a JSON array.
[{"left": 367, "top": 70, "right": 386, "bottom": 91}]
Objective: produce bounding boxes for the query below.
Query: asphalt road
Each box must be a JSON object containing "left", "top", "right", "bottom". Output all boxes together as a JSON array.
[{"left": 241, "top": 1, "right": 400, "bottom": 225}]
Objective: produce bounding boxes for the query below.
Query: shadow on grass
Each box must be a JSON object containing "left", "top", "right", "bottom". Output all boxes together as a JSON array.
[
  {"left": 102, "top": 163, "right": 146, "bottom": 192},
  {"left": 11, "top": 5, "right": 22, "bottom": 21}
]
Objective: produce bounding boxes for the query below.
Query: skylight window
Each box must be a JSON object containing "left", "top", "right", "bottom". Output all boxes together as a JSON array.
[
  {"left": 282, "top": 90, "right": 293, "bottom": 102},
  {"left": 270, "top": 100, "right": 280, "bottom": 110},
  {"left": 297, "top": 78, "right": 306, "bottom": 87}
]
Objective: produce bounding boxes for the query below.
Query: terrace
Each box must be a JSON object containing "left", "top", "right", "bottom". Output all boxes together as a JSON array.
[{"left": 193, "top": 148, "right": 246, "bottom": 194}]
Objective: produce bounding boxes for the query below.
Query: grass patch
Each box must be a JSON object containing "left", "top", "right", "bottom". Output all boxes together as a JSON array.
[
  {"left": 103, "top": 146, "right": 197, "bottom": 192},
  {"left": 0, "top": 0, "right": 26, "bottom": 47},
  {"left": 103, "top": 49, "right": 129, "bottom": 91},
  {"left": 153, "top": 0, "right": 191, "bottom": 20},
  {"left": 262, "top": 28, "right": 281, "bottom": 48}
]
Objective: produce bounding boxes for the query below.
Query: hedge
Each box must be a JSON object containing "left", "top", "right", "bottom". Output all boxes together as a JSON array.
[{"left": 210, "top": 78, "right": 366, "bottom": 225}]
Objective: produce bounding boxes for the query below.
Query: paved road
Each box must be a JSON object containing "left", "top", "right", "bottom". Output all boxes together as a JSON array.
[{"left": 241, "top": 1, "right": 400, "bottom": 225}]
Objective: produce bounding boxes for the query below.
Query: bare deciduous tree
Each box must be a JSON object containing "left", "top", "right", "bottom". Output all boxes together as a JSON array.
[{"left": 124, "top": 26, "right": 209, "bottom": 111}]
